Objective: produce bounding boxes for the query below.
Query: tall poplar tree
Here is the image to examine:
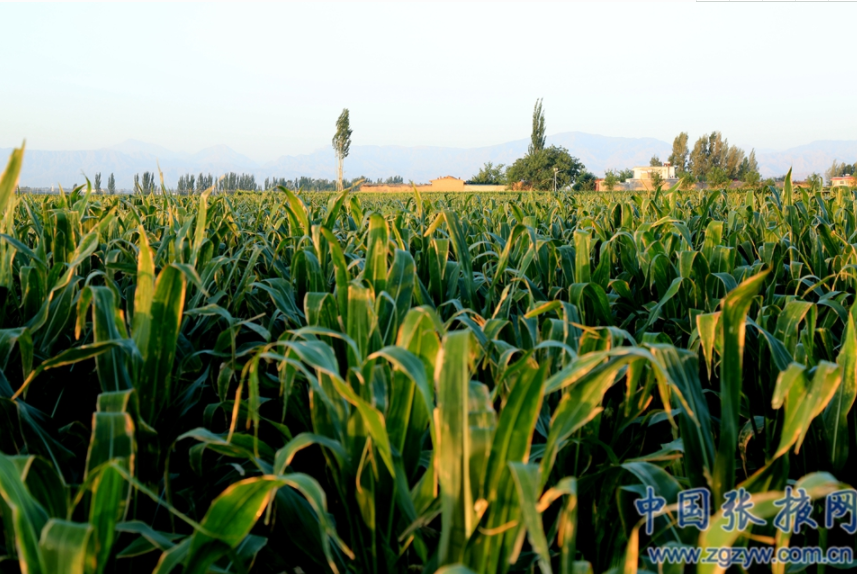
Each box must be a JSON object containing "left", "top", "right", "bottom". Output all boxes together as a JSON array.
[
  {"left": 529, "top": 98, "right": 546, "bottom": 155},
  {"left": 107, "top": 173, "right": 115, "bottom": 194},
  {"left": 668, "top": 132, "right": 689, "bottom": 173},
  {"left": 332, "top": 109, "right": 352, "bottom": 191}
]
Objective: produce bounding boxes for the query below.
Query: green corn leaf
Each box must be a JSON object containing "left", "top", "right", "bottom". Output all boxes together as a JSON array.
[
  {"left": 365, "top": 213, "right": 389, "bottom": 293},
  {"left": 823, "top": 302, "right": 857, "bottom": 470},
  {"left": 508, "top": 462, "right": 552, "bottom": 574},
  {"left": 0, "top": 144, "right": 24, "bottom": 214},
  {"left": 772, "top": 361, "right": 841, "bottom": 459},
  {"left": 38, "top": 519, "right": 96, "bottom": 574},
  {"left": 538, "top": 476, "right": 578, "bottom": 574},
  {"left": 437, "top": 330, "right": 475, "bottom": 565},
  {"left": 84, "top": 409, "right": 135, "bottom": 574},
  {"left": 712, "top": 269, "right": 768, "bottom": 504},
  {"left": 131, "top": 226, "right": 155, "bottom": 360},
  {"left": 0, "top": 452, "right": 48, "bottom": 574},
  {"left": 135, "top": 264, "right": 186, "bottom": 423},
  {"left": 183, "top": 475, "right": 286, "bottom": 574},
  {"left": 8, "top": 455, "right": 67, "bottom": 520}
]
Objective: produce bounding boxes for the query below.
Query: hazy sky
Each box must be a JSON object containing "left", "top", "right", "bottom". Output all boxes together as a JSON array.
[{"left": 2, "top": 2, "right": 856, "bottom": 161}]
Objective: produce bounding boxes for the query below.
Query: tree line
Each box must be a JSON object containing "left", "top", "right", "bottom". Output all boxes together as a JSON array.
[{"left": 666, "top": 131, "right": 761, "bottom": 187}]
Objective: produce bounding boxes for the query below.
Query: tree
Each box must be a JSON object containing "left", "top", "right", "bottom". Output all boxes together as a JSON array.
[
  {"left": 470, "top": 162, "right": 506, "bottom": 185},
  {"left": 94, "top": 172, "right": 101, "bottom": 193},
  {"left": 679, "top": 171, "right": 696, "bottom": 190},
  {"left": 572, "top": 170, "right": 596, "bottom": 191},
  {"left": 507, "top": 145, "right": 584, "bottom": 191},
  {"left": 603, "top": 170, "right": 619, "bottom": 191},
  {"left": 332, "top": 108, "right": 352, "bottom": 192},
  {"left": 741, "top": 149, "right": 760, "bottom": 186},
  {"left": 649, "top": 171, "right": 664, "bottom": 189},
  {"left": 649, "top": 155, "right": 662, "bottom": 167},
  {"left": 806, "top": 172, "right": 823, "bottom": 191},
  {"left": 107, "top": 173, "right": 115, "bottom": 194},
  {"left": 742, "top": 169, "right": 761, "bottom": 188},
  {"left": 825, "top": 159, "right": 857, "bottom": 183},
  {"left": 668, "top": 132, "right": 689, "bottom": 173},
  {"left": 688, "top": 135, "right": 711, "bottom": 180},
  {"left": 529, "top": 98, "right": 546, "bottom": 155},
  {"left": 616, "top": 168, "right": 634, "bottom": 182},
  {"left": 706, "top": 166, "right": 730, "bottom": 188},
  {"left": 686, "top": 131, "right": 746, "bottom": 181},
  {"left": 747, "top": 149, "right": 759, "bottom": 174}
]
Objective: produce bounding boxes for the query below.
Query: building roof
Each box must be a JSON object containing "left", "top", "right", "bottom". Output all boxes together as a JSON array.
[{"left": 432, "top": 175, "right": 463, "bottom": 181}]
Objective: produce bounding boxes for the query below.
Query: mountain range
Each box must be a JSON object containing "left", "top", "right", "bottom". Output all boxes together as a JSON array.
[{"left": 5, "top": 133, "right": 857, "bottom": 188}]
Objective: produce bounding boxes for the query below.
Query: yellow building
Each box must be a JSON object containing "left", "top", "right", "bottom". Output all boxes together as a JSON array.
[
  {"left": 632, "top": 164, "right": 677, "bottom": 180},
  {"left": 831, "top": 176, "right": 856, "bottom": 187}
]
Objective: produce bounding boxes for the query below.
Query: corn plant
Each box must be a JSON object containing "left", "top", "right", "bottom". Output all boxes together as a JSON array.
[{"left": 0, "top": 145, "right": 855, "bottom": 574}]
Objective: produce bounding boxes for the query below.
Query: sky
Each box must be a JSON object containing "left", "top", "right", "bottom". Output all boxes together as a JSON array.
[{"left": 2, "top": 2, "right": 857, "bottom": 162}]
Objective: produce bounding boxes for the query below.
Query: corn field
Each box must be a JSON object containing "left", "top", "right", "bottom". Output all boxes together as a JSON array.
[{"left": 1, "top": 144, "right": 855, "bottom": 574}]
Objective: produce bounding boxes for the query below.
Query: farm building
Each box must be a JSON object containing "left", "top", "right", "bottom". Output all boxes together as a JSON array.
[
  {"left": 361, "top": 175, "right": 506, "bottom": 193},
  {"left": 595, "top": 162, "right": 679, "bottom": 191},
  {"left": 831, "top": 175, "right": 856, "bottom": 187}
]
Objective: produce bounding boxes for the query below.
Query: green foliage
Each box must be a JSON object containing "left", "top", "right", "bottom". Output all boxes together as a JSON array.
[
  {"left": 1, "top": 143, "right": 856, "bottom": 574},
  {"left": 742, "top": 165, "right": 761, "bottom": 187},
  {"left": 470, "top": 162, "right": 506, "bottom": 185},
  {"left": 686, "top": 131, "right": 749, "bottom": 183},
  {"left": 572, "top": 170, "right": 596, "bottom": 191},
  {"left": 668, "top": 132, "right": 689, "bottom": 173},
  {"left": 333, "top": 108, "right": 352, "bottom": 161},
  {"left": 806, "top": 172, "right": 824, "bottom": 191},
  {"left": 706, "top": 165, "right": 730, "bottom": 188},
  {"left": 602, "top": 171, "right": 618, "bottom": 191},
  {"left": 530, "top": 98, "right": 546, "bottom": 155},
  {"left": 333, "top": 109, "right": 353, "bottom": 191},
  {"left": 649, "top": 155, "right": 662, "bottom": 167},
  {"left": 507, "top": 146, "right": 584, "bottom": 191}
]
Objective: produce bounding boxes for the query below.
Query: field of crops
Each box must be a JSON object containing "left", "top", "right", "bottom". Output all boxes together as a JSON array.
[{"left": 1, "top": 144, "right": 855, "bottom": 574}]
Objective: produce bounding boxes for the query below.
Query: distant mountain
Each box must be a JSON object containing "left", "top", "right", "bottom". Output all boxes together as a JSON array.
[
  {"left": 754, "top": 141, "right": 857, "bottom": 179},
  {"left": 5, "top": 134, "right": 857, "bottom": 188}
]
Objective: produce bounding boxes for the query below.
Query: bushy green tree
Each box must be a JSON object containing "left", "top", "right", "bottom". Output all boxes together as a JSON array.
[
  {"left": 572, "top": 170, "right": 596, "bottom": 191},
  {"left": 806, "top": 172, "right": 823, "bottom": 191},
  {"left": 650, "top": 171, "right": 664, "bottom": 189},
  {"left": 706, "top": 166, "right": 730, "bottom": 188},
  {"left": 470, "top": 162, "right": 506, "bottom": 185},
  {"left": 686, "top": 131, "right": 746, "bottom": 181},
  {"left": 507, "top": 145, "right": 584, "bottom": 191},
  {"left": 602, "top": 170, "right": 619, "bottom": 191},
  {"left": 742, "top": 169, "right": 761, "bottom": 187},
  {"left": 649, "top": 155, "right": 662, "bottom": 167},
  {"left": 616, "top": 168, "right": 633, "bottom": 182},
  {"left": 508, "top": 99, "right": 584, "bottom": 191},
  {"left": 679, "top": 171, "right": 696, "bottom": 190}
]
